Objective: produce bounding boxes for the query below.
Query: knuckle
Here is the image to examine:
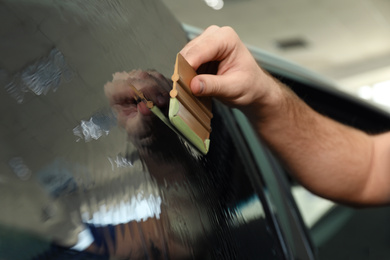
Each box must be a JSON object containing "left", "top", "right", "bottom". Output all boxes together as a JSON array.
[
  {"left": 206, "top": 25, "right": 220, "bottom": 32},
  {"left": 213, "top": 78, "right": 222, "bottom": 95},
  {"left": 221, "top": 26, "right": 233, "bottom": 34},
  {"left": 138, "top": 71, "right": 149, "bottom": 79},
  {"left": 220, "top": 26, "right": 238, "bottom": 39}
]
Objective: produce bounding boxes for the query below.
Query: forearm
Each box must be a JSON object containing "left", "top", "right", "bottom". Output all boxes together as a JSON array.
[{"left": 244, "top": 76, "right": 389, "bottom": 205}]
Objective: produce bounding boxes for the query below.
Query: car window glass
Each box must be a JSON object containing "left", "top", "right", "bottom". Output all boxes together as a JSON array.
[{"left": 0, "top": 1, "right": 288, "bottom": 259}]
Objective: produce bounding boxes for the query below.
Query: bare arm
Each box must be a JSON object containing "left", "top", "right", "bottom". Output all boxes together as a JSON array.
[
  {"left": 248, "top": 78, "right": 390, "bottom": 205},
  {"left": 180, "top": 25, "right": 390, "bottom": 206}
]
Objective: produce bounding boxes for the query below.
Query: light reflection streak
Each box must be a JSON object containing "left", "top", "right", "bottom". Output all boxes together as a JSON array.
[
  {"left": 83, "top": 194, "right": 162, "bottom": 226},
  {"left": 107, "top": 154, "right": 133, "bottom": 170},
  {"left": 73, "top": 110, "right": 116, "bottom": 142},
  {"left": 73, "top": 118, "right": 110, "bottom": 142},
  {"left": 8, "top": 157, "right": 32, "bottom": 181},
  {"left": 72, "top": 194, "right": 162, "bottom": 251},
  {"left": 230, "top": 195, "right": 265, "bottom": 227},
  {"left": 2, "top": 48, "right": 73, "bottom": 104},
  {"left": 71, "top": 228, "right": 94, "bottom": 251}
]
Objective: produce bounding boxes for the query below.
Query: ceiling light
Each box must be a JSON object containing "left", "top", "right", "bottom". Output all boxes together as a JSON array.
[
  {"left": 358, "top": 86, "right": 372, "bottom": 100},
  {"left": 372, "top": 80, "right": 390, "bottom": 107},
  {"left": 204, "top": 0, "right": 224, "bottom": 10},
  {"left": 358, "top": 80, "right": 390, "bottom": 108}
]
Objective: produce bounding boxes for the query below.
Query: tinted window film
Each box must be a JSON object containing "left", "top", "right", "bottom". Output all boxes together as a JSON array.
[{"left": 1, "top": 1, "right": 286, "bottom": 259}]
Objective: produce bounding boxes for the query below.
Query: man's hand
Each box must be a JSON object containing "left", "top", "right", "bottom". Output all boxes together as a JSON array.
[{"left": 180, "top": 25, "right": 276, "bottom": 110}]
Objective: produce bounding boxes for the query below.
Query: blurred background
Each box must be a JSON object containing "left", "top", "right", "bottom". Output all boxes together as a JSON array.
[{"left": 162, "top": 0, "right": 390, "bottom": 112}]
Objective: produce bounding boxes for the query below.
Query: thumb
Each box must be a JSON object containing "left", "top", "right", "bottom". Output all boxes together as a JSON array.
[
  {"left": 190, "top": 74, "right": 224, "bottom": 97},
  {"left": 190, "top": 73, "right": 252, "bottom": 107}
]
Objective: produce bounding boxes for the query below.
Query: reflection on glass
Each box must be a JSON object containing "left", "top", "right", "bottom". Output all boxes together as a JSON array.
[
  {"left": 2, "top": 48, "right": 73, "bottom": 104},
  {"left": 0, "top": 0, "right": 287, "bottom": 259},
  {"left": 73, "top": 109, "right": 117, "bottom": 142},
  {"left": 104, "top": 70, "right": 173, "bottom": 152},
  {"left": 8, "top": 157, "right": 32, "bottom": 181}
]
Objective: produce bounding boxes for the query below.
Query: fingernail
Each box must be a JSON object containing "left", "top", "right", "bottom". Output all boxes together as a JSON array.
[{"left": 198, "top": 81, "right": 204, "bottom": 94}]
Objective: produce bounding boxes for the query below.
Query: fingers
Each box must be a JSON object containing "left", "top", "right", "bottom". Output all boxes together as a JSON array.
[
  {"left": 180, "top": 25, "right": 220, "bottom": 64},
  {"left": 179, "top": 26, "right": 268, "bottom": 108},
  {"left": 180, "top": 26, "right": 240, "bottom": 70},
  {"left": 190, "top": 73, "right": 242, "bottom": 101},
  {"left": 127, "top": 70, "right": 170, "bottom": 108},
  {"left": 146, "top": 70, "right": 172, "bottom": 92}
]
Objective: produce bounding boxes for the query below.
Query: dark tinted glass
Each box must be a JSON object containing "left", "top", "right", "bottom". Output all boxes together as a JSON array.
[{"left": 0, "top": 1, "right": 287, "bottom": 259}]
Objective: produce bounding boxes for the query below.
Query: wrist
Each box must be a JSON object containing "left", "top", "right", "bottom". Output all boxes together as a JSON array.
[{"left": 241, "top": 75, "right": 287, "bottom": 124}]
